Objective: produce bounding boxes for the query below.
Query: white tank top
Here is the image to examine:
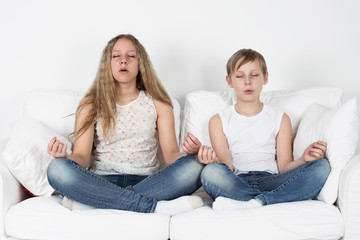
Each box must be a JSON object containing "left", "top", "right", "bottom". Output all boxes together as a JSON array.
[
  {"left": 219, "top": 104, "right": 283, "bottom": 174},
  {"left": 92, "top": 91, "right": 159, "bottom": 175}
]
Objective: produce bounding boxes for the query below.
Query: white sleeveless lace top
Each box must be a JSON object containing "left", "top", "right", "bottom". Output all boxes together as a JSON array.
[{"left": 92, "top": 91, "right": 159, "bottom": 175}]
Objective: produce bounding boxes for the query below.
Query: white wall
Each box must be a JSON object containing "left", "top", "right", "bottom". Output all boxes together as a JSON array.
[{"left": 1, "top": 0, "right": 360, "bottom": 141}]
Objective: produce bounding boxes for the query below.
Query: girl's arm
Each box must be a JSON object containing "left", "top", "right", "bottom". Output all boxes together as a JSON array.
[
  {"left": 276, "top": 113, "right": 327, "bottom": 173},
  {"left": 47, "top": 102, "right": 94, "bottom": 169},
  {"left": 182, "top": 132, "right": 202, "bottom": 155},
  {"left": 209, "top": 114, "right": 234, "bottom": 171},
  {"left": 154, "top": 99, "right": 186, "bottom": 165}
]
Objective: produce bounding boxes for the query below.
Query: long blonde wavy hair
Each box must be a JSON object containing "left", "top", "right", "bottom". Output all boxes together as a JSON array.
[{"left": 74, "top": 34, "right": 172, "bottom": 140}]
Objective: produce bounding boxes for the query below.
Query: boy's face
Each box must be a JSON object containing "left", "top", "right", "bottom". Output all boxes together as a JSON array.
[{"left": 226, "top": 59, "right": 268, "bottom": 103}]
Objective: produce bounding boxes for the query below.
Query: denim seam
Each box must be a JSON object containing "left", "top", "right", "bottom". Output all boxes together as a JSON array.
[
  {"left": 259, "top": 162, "right": 316, "bottom": 204},
  {"left": 133, "top": 155, "right": 197, "bottom": 189},
  {"left": 203, "top": 179, "right": 247, "bottom": 201}
]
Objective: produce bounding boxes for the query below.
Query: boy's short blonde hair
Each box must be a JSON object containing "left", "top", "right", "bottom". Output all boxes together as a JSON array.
[{"left": 226, "top": 49, "right": 267, "bottom": 77}]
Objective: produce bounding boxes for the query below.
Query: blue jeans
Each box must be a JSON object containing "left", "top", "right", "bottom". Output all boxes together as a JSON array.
[
  {"left": 201, "top": 159, "right": 330, "bottom": 205},
  {"left": 47, "top": 155, "right": 204, "bottom": 213}
]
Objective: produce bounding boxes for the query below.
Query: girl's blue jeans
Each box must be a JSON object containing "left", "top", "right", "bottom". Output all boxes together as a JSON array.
[
  {"left": 47, "top": 155, "right": 204, "bottom": 213},
  {"left": 201, "top": 158, "right": 330, "bottom": 205}
]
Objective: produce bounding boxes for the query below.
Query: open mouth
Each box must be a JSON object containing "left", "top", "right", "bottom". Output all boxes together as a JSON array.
[{"left": 120, "top": 69, "right": 128, "bottom": 72}]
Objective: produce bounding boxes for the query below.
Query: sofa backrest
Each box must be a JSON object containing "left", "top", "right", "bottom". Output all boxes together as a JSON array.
[
  {"left": 20, "top": 89, "right": 181, "bottom": 144},
  {"left": 180, "top": 87, "right": 345, "bottom": 147},
  {"left": 21, "top": 89, "right": 83, "bottom": 139}
]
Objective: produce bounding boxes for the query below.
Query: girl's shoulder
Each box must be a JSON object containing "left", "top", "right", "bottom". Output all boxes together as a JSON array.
[
  {"left": 77, "top": 96, "right": 95, "bottom": 114},
  {"left": 142, "top": 90, "right": 153, "bottom": 100}
]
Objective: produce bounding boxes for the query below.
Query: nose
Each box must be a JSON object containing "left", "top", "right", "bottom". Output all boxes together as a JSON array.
[
  {"left": 120, "top": 56, "right": 127, "bottom": 64},
  {"left": 244, "top": 76, "right": 251, "bottom": 85}
]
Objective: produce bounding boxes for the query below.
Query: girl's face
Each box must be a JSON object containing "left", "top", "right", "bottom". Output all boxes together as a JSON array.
[
  {"left": 227, "top": 59, "right": 268, "bottom": 103},
  {"left": 111, "top": 38, "right": 139, "bottom": 86}
]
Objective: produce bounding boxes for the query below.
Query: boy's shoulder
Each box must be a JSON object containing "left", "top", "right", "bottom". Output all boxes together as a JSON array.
[{"left": 264, "top": 104, "right": 284, "bottom": 115}]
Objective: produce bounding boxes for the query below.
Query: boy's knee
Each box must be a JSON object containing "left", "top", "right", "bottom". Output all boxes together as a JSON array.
[
  {"left": 201, "top": 163, "right": 229, "bottom": 185},
  {"left": 312, "top": 158, "right": 331, "bottom": 183}
]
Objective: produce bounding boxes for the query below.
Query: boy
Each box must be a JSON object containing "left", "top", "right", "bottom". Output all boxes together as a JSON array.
[{"left": 185, "top": 49, "right": 330, "bottom": 211}]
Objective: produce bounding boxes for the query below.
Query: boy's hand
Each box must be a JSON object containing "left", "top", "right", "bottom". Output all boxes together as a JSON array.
[
  {"left": 182, "top": 132, "right": 202, "bottom": 155},
  {"left": 198, "top": 145, "right": 218, "bottom": 164},
  {"left": 302, "top": 141, "right": 327, "bottom": 162},
  {"left": 47, "top": 137, "right": 68, "bottom": 158}
]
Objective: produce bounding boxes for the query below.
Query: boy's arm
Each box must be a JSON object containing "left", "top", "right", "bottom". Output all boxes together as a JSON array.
[
  {"left": 275, "top": 113, "right": 298, "bottom": 173},
  {"left": 209, "top": 114, "right": 234, "bottom": 171},
  {"left": 276, "top": 113, "right": 326, "bottom": 173}
]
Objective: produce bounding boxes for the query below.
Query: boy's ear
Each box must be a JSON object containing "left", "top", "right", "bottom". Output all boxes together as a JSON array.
[
  {"left": 263, "top": 72, "right": 269, "bottom": 85},
  {"left": 226, "top": 75, "right": 233, "bottom": 88}
]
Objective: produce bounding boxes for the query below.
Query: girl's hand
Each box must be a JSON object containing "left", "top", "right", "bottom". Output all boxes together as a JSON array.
[
  {"left": 302, "top": 141, "right": 327, "bottom": 162},
  {"left": 182, "top": 132, "right": 202, "bottom": 155},
  {"left": 198, "top": 145, "right": 218, "bottom": 164},
  {"left": 47, "top": 137, "right": 68, "bottom": 158}
]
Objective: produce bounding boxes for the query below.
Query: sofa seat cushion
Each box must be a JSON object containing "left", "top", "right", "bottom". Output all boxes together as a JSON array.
[
  {"left": 170, "top": 200, "right": 344, "bottom": 240},
  {"left": 6, "top": 196, "right": 170, "bottom": 240}
]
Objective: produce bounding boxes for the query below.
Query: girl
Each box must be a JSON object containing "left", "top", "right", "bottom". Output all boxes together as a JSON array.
[
  {"left": 195, "top": 49, "right": 331, "bottom": 211},
  {"left": 47, "top": 34, "right": 204, "bottom": 214}
]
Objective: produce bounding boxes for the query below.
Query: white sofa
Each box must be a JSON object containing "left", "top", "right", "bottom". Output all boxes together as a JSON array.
[{"left": 1, "top": 87, "right": 360, "bottom": 240}]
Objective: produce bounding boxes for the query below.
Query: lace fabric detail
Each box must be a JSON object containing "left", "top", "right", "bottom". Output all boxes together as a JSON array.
[{"left": 92, "top": 91, "right": 159, "bottom": 175}]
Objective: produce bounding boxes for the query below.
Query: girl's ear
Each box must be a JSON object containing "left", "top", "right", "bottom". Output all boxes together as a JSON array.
[
  {"left": 226, "top": 75, "right": 233, "bottom": 88},
  {"left": 263, "top": 72, "right": 269, "bottom": 85}
]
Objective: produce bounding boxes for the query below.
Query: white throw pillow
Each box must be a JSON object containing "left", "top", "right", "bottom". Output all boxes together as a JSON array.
[
  {"left": 262, "top": 87, "right": 344, "bottom": 137},
  {"left": 171, "top": 97, "right": 181, "bottom": 143},
  {"left": 2, "top": 117, "right": 72, "bottom": 196},
  {"left": 22, "top": 89, "right": 83, "bottom": 138},
  {"left": 180, "top": 90, "right": 235, "bottom": 148},
  {"left": 293, "top": 97, "right": 359, "bottom": 204}
]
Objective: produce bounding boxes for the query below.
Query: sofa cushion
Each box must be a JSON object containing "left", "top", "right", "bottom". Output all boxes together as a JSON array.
[
  {"left": 180, "top": 87, "right": 344, "bottom": 147},
  {"left": 5, "top": 195, "right": 170, "bottom": 240},
  {"left": 293, "top": 97, "right": 360, "bottom": 204},
  {"left": 170, "top": 201, "right": 343, "bottom": 240},
  {"left": 2, "top": 117, "right": 72, "bottom": 196}
]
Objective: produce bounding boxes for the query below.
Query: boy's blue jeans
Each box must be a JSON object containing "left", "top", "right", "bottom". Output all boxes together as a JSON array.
[
  {"left": 201, "top": 159, "right": 330, "bottom": 205},
  {"left": 47, "top": 155, "right": 203, "bottom": 213}
]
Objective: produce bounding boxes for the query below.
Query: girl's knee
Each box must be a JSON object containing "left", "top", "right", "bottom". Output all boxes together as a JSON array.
[
  {"left": 171, "top": 155, "right": 204, "bottom": 183},
  {"left": 48, "top": 158, "right": 67, "bottom": 177},
  {"left": 47, "top": 158, "right": 77, "bottom": 187},
  {"left": 181, "top": 155, "right": 204, "bottom": 173}
]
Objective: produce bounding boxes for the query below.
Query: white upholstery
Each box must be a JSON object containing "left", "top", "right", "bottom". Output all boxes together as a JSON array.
[
  {"left": 170, "top": 201, "right": 343, "bottom": 240},
  {"left": 5, "top": 196, "right": 170, "bottom": 240},
  {"left": 1, "top": 87, "right": 360, "bottom": 240},
  {"left": 337, "top": 152, "right": 360, "bottom": 238}
]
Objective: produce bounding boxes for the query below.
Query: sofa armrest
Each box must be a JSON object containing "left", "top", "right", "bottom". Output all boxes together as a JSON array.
[
  {"left": 337, "top": 149, "right": 360, "bottom": 240},
  {"left": 0, "top": 139, "right": 28, "bottom": 239}
]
